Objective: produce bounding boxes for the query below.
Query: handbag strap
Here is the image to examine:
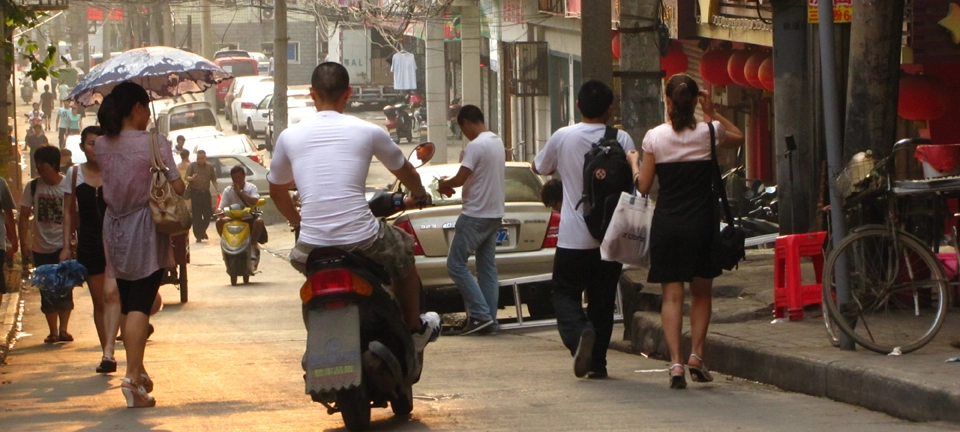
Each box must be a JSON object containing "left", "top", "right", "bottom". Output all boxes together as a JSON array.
[
  {"left": 709, "top": 122, "right": 735, "bottom": 225},
  {"left": 150, "top": 131, "right": 167, "bottom": 172}
]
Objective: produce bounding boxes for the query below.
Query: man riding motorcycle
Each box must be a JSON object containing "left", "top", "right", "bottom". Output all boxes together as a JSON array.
[
  {"left": 216, "top": 165, "right": 266, "bottom": 259},
  {"left": 268, "top": 62, "right": 441, "bottom": 354}
]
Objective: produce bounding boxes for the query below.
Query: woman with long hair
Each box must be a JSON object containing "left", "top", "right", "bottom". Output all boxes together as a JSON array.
[
  {"left": 96, "top": 81, "right": 185, "bottom": 407},
  {"left": 627, "top": 74, "right": 744, "bottom": 389},
  {"left": 60, "top": 125, "right": 121, "bottom": 374}
]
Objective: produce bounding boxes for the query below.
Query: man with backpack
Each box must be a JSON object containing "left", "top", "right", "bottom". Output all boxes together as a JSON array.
[{"left": 533, "top": 80, "right": 635, "bottom": 379}]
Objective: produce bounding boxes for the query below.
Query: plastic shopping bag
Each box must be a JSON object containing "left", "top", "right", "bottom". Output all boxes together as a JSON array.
[{"left": 600, "top": 192, "right": 653, "bottom": 267}]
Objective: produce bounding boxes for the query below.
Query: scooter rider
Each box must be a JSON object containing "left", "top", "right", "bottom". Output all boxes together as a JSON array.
[
  {"left": 216, "top": 165, "right": 265, "bottom": 259},
  {"left": 269, "top": 62, "right": 441, "bottom": 353}
]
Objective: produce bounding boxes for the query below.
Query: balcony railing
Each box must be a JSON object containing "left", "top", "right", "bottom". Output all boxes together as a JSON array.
[
  {"left": 539, "top": 0, "right": 565, "bottom": 15},
  {"left": 18, "top": 0, "right": 69, "bottom": 11}
]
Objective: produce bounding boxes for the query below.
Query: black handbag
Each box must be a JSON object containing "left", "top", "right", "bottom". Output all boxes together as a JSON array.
[{"left": 709, "top": 122, "right": 746, "bottom": 271}]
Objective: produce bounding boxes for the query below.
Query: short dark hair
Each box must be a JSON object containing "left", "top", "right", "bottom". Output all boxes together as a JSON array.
[
  {"left": 540, "top": 179, "right": 562, "bottom": 208},
  {"left": 311, "top": 62, "right": 350, "bottom": 101},
  {"left": 176, "top": 135, "right": 186, "bottom": 142},
  {"left": 60, "top": 148, "right": 72, "bottom": 157},
  {"left": 80, "top": 126, "right": 103, "bottom": 146},
  {"left": 230, "top": 165, "right": 245, "bottom": 175},
  {"left": 34, "top": 145, "right": 60, "bottom": 169},
  {"left": 577, "top": 80, "right": 614, "bottom": 119},
  {"left": 179, "top": 149, "right": 190, "bottom": 158},
  {"left": 457, "top": 104, "right": 484, "bottom": 126},
  {"left": 196, "top": 149, "right": 206, "bottom": 155}
]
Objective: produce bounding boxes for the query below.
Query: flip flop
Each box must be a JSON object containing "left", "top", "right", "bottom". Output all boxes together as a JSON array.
[
  {"left": 58, "top": 333, "right": 74, "bottom": 342},
  {"left": 43, "top": 334, "right": 58, "bottom": 344}
]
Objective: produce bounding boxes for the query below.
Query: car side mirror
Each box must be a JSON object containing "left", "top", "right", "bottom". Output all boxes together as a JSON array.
[
  {"left": 257, "top": 143, "right": 266, "bottom": 151},
  {"left": 268, "top": 122, "right": 273, "bottom": 127},
  {"left": 262, "top": 113, "right": 269, "bottom": 118}
]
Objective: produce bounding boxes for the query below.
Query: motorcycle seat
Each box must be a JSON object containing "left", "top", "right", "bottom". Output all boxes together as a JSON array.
[{"left": 305, "top": 247, "right": 390, "bottom": 285}]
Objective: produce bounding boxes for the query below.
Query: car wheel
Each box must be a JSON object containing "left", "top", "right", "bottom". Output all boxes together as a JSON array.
[
  {"left": 237, "top": 118, "right": 247, "bottom": 133},
  {"left": 231, "top": 115, "right": 238, "bottom": 131},
  {"left": 225, "top": 108, "right": 231, "bottom": 121},
  {"left": 246, "top": 118, "right": 257, "bottom": 138}
]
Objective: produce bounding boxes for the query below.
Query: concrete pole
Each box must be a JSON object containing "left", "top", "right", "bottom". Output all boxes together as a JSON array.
[
  {"left": 618, "top": 1, "right": 663, "bottom": 149},
  {"left": 0, "top": 6, "right": 10, "bottom": 184},
  {"left": 818, "top": 0, "right": 854, "bottom": 351},
  {"left": 162, "top": 2, "right": 174, "bottom": 47},
  {"left": 425, "top": 18, "right": 448, "bottom": 164},
  {"left": 272, "top": 0, "right": 288, "bottom": 147},
  {"left": 460, "top": 6, "right": 481, "bottom": 107},
  {"left": 842, "top": 0, "right": 905, "bottom": 161},
  {"left": 200, "top": 0, "right": 215, "bottom": 104},
  {"left": 102, "top": 11, "right": 112, "bottom": 62},
  {"left": 581, "top": 0, "right": 613, "bottom": 85}
]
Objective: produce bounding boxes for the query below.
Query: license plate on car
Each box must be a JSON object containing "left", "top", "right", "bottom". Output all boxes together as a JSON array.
[{"left": 496, "top": 228, "right": 510, "bottom": 246}]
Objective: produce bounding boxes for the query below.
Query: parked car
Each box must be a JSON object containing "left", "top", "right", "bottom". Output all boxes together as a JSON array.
[
  {"left": 248, "top": 51, "right": 270, "bottom": 74},
  {"left": 215, "top": 56, "right": 260, "bottom": 111},
  {"left": 155, "top": 101, "right": 224, "bottom": 149},
  {"left": 230, "top": 79, "right": 275, "bottom": 133},
  {"left": 389, "top": 162, "right": 558, "bottom": 317},
  {"left": 251, "top": 88, "right": 314, "bottom": 139},
  {"left": 188, "top": 134, "right": 265, "bottom": 166},
  {"left": 224, "top": 76, "right": 272, "bottom": 122},
  {"left": 207, "top": 154, "right": 270, "bottom": 200}
]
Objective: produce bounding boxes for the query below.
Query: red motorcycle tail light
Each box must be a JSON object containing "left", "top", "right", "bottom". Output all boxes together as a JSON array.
[{"left": 300, "top": 268, "right": 373, "bottom": 303}]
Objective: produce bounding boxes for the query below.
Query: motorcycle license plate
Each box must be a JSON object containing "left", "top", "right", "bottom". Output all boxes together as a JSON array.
[
  {"left": 304, "top": 304, "right": 362, "bottom": 393},
  {"left": 496, "top": 228, "right": 510, "bottom": 246}
]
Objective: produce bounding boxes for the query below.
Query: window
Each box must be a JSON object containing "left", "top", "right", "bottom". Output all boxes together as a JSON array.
[
  {"left": 222, "top": 61, "right": 257, "bottom": 77},
  {"left": 211, "top": 157, "right": 252, "bottom": 179},
  {"left": 287, "top": 41, "right": 300, "bottom": 64}
]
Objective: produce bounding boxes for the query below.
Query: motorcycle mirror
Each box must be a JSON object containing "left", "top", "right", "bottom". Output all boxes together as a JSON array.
[
  {"left": 765, "top": 186, "right": 777, "bottom": 194},
  {"left": 255, "top": 198, "right": 267, "bottom": 208},
  {"left": 408, "top": 142, "right": 436, "bottom": 168}
]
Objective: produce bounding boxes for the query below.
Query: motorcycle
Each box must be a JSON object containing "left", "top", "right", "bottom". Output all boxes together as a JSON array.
[
  {"left": 20, "top": 82, "right": 34, "bottom": 105},
  {"left": 220, "top": 198, "right": 267, "bottom": 286},
  {"left": 383, "top": 102, "right": 415, "bottom": 144},
  {"left": 301, "top": 142, "right": 436, "bottom": 431}
]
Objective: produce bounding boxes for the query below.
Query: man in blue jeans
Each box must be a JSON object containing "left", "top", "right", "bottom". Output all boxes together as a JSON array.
[{"left": 438, "top": 105, "right": 505, "bottom": 335}]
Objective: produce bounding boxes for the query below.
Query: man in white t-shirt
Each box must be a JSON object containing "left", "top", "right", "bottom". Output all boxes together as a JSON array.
[
  {"left": 216, "top": 165, "right": 265, "bottom": 258},
  {"left": 19, "top": 145, "right": 73, "bottom": 344},
  {"left": 533, "top": 80, "right": 636, "bottom": 379},
  {"left": 437, "top": 105, "right": 505, "bottom": 335},
  {"left": 268, "top": 62, "right": 440, "bottom": 353}
]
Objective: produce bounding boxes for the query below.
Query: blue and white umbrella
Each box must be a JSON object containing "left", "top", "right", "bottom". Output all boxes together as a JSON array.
[{"left": 68, "top": 46, "right": 232, "bottom": 107}]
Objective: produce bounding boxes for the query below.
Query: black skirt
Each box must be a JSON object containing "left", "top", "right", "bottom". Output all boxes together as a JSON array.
[
  {"left": 75, "top": 182, "right": 107, "bottom": 276},
  {"left": 647, "top": 160, "right": 722, "bottom": 283}
]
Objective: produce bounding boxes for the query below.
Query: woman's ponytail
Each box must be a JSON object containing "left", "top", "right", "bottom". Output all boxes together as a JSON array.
[
  {"left": 665, "top": 74, "right": 699, "bottom": 132},
  {"left": 96, "top": 81, "right": 150, "bottom": 137}
]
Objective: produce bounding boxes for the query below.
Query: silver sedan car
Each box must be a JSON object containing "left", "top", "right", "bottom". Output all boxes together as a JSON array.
[{"left": 390, "top": 162, "right": 558, "bottom": 317}]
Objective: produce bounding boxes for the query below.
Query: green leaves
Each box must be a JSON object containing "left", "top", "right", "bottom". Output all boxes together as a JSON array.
[{"left": 3, "top": 5, "right": 56, "bottom": 81}]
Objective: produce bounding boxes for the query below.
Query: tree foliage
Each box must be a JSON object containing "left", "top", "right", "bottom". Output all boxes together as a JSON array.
[{"left": 2, "top": 1, "right": 59, "bottom": 81}]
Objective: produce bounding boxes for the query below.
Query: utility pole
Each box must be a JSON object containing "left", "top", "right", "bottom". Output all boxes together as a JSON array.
[
  {"left": 425, "top": 17, "right": 447, "bottom": 163},
  {"left": 843, "top": 0, "right": 905, "bottom": 161},
  {"left": 200, "top": 0, "right": 215, "bottom": 104},
  {"left": 618, "top": 1, "right": 663, "bottom": 151},
  {"left": 0, "top": 6, "right": 11, "bottom": 185},
  {"left": 162, "top": 2, "right": 174, "bottom": 47},
  {"left": 581, "top": 0, "right": 612, "bottom": 85},
  {"left": 272, "top": 0, "right": 288, "bottom": 149}
]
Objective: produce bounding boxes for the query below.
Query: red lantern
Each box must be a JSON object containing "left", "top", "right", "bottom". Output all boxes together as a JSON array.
[
  {"left": 727, "top": 51, "right": 752, "bottom": 86},
  {"left": 612, "top": 32, "right": 621, "bottom": 60},
  {"left": 898, "top": 74, "right": 950, "bottom": 121},
  {"left": 660, "top": 41, "right": 689, "bottom": 79},
  {"left": 759, "top": 57, "right": 774, "bottom": 91},
  {"left": 699, "top": 50, "right": 735, "bottom": 86},
  {"left": 744, "top": 52, "right": 769, "bottom": 89}
]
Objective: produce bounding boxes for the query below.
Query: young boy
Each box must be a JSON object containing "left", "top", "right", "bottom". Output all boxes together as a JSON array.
[{"left": 20, "top": 146, "right": 71, "bottom": 343}]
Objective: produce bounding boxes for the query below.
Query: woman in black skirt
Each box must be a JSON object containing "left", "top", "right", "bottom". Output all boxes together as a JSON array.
[
  {"left": 627, "top": 74, "right": 743, "bottom": 389},
  {"left": 60, "top": 126, "right": 121, "bottom": 374}
]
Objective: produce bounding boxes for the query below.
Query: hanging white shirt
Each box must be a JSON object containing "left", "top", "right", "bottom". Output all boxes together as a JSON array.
[{"left": 391, "top": 52, "right": 417, "bottom": 90}]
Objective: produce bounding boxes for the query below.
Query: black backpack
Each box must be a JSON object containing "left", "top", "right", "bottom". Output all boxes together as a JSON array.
[{"left": 576, "top": 126, "right": 633, "bottom": 240}]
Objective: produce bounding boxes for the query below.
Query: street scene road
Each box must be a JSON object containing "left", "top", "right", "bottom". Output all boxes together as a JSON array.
[{"left": 1, "top": 224, "right": 953, "bottom": 431}]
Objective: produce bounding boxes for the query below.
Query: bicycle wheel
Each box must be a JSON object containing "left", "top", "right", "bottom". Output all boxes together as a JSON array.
[{"left": 822, "top": 228, "right": 948, "bottom": 354}]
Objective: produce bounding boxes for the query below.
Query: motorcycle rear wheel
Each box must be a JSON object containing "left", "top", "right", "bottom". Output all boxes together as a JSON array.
[
  {"left": 337, "top": 385, "right": 371, "bottom": 431},
  {"left": 390, "top": 384, "right": 414, "bottom": 416}
]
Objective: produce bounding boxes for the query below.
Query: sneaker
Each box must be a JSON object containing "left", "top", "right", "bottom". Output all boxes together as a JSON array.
[
  {"left": 573, "top": 328, "right": 595, "bottom": 378},
  {"left": 586, "top": 367, "right": 608, "bottom": 379},
  {"left": 411, "top": 312, "right": 441, "bottom": 354},
  {"left": 460, "top": 318, "right": 494, "bottom": 336}
]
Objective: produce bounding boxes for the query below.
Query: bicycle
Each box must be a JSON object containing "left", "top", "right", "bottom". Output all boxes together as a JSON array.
[{"left": 821, "top": 138, "right": 950, "bottom": 354}]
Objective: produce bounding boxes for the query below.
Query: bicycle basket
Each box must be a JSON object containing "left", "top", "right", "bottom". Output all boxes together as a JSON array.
[{"left": 836, "top": 152, "right": 881, "bottom": 198}]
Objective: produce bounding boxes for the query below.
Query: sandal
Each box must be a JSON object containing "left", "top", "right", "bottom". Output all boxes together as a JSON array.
[
  {"left": 669, "top": 364, "right": 687, "bottom": 389},
  {"left": 43, "top": 334, "right": 58, "bottom": 344},
  {"left": 121, "top": 378, "right": 156, "bottom": 408},
  {"left": 58, "top": 332, "right": 74, "bottom": 342},
  {"left": 688, "top": 354, "right": 714, "bottom": 383},
  {"left": 141, "top": 373, "right": 154, "bottom": 394},
  {"left": 96, "top": 357, "right": 117, "bottom": 374}
]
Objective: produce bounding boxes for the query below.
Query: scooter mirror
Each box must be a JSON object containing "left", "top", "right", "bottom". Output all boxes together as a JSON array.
[
  {"left": 408, "top": 142, "right": 436, "bottom": 168},
  {"left": 765, "top": 186, "right": 777, "bottom": 195},
  {"left": 256, "top": 198, "right": 267, "bottom": 208}
]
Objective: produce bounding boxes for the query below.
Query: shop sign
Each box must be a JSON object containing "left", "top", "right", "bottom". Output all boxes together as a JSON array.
[{"left": 808, "top": 0, "right": 853, "bottom": 24}]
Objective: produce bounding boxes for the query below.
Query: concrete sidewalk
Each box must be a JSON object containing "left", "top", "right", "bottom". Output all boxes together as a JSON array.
[{"left": 613, "top": 249, "right": 960, "bottom": 423}]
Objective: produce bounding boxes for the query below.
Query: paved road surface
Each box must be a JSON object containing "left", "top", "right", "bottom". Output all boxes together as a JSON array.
[{"left": 0, "top": 225, "right": 954, "bottom": 431}]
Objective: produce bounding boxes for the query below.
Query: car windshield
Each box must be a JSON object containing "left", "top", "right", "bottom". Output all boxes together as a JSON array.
[
  {"left": 410, "top": 166, "right": 542, "bottom": 206},
  {"left": 196, "top": 137, "right": 252, "bottom": 155},
  {"left": 221, "top": 62, "right": 256, "bottom": 77},
  {"left": 169, "top": 109, "right": 217, "bottom": 131}
]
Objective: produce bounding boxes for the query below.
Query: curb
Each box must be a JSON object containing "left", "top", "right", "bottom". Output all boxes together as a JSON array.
[
  {"left": 0, "top": 290, "right": 24, "bottom": 365},
  {"left": 612, "top": 311, "right": 960, "bottom": 423}
]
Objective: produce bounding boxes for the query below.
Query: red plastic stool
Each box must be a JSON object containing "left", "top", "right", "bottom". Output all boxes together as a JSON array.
[{"left": 773, "top": 232, "right": 828, "bottom": 321}]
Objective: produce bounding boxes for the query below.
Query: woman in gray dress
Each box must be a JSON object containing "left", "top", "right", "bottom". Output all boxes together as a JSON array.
[{"left": 96, "top": 81, "right": 185, "bottom": 408}]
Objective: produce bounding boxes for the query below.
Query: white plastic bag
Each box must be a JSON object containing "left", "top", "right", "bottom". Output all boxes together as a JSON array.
[{"left": 600, "top": 192, "right": 654, "bottom": 267}]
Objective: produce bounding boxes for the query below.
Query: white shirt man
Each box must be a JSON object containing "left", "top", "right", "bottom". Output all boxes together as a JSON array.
[{"left": 436, "top": 105, "right": 505, "bottom": 335}]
